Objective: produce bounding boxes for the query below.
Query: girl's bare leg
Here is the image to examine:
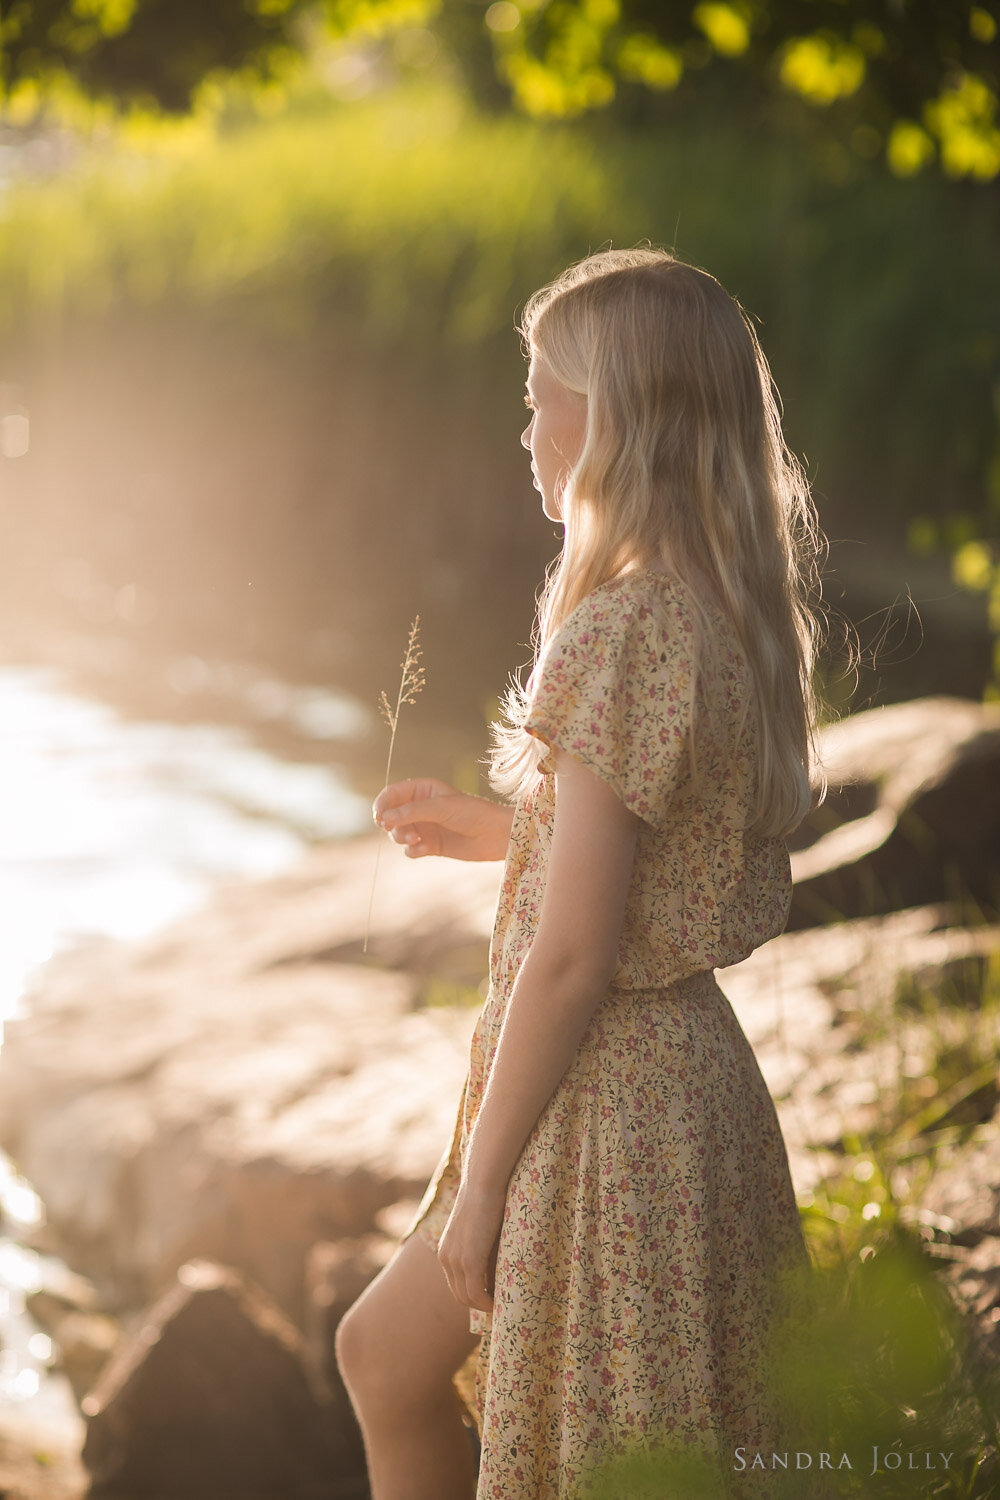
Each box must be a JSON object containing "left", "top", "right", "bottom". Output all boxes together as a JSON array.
[{"left": 335, "top": 1230, "right": 481, "bottom": 1500}]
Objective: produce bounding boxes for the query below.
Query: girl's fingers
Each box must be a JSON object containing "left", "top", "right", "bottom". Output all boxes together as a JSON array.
[
  {"left": 389, "top": 820, "right": 434, "bottom": 850},
  {"left": 380, "top": 797, "right": 448, "bottom": 832},
  {"left": 373, "top": 777, "right": 453, "bottom": 823},
  {"left": 464, "top": 1270, "right": 492, "bottom": 1313},
  {"left": 372, "top": 779, "right": 428, "bottom": 820},
  {"left": 372, "top": 784, "right": 412, "bottom": 822},
  {"left": 439, "top": 1252, "right": 492, "bottom": 1313},
  {"left": 378, "top": 804, "right": 411, "bottom": 830}
]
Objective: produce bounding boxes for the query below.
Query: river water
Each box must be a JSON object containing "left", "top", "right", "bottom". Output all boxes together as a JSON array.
[
  {"left": 0, "top": 651, "right": 376, "bottom": 1439},
  {"left": 0, "top": 660, "right": 374, "bottom": 1036}
]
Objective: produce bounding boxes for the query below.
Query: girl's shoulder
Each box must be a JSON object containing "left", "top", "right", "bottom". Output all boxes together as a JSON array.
[
  {"left": 559, "top": 570, "right": 748, "bottom": 702},
  {"left": 568, "top": 568, "right": 712, "bottom": 641},
  {"left": 591, "top": 567, "right": 706, "bottom": 610},
  {"left": 541, "top": 569, "right": 701, "bottom": 683}
]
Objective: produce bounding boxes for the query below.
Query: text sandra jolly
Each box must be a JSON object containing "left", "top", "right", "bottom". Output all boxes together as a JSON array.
[{"left": 734, "top": 1447, "right": 955, "bottom": 1477}]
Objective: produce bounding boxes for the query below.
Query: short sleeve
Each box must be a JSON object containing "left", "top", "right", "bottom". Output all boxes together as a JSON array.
[{"left": 523, "top": 582, "right": 695, "bottom": 825}]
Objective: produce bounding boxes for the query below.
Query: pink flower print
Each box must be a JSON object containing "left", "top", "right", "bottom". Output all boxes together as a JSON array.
[{"left": 418, "top": 573, "right": 805, "bottom": 1492}]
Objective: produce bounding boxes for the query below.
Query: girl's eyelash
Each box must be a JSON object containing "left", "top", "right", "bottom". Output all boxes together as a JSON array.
[{"left": 523, "top": 395, "right": 534, "bottom": 409}]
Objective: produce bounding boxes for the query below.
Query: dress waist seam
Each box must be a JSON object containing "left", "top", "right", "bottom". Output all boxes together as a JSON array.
[{"left": 606, "top": 967, "right": 720, "bottom": 998}]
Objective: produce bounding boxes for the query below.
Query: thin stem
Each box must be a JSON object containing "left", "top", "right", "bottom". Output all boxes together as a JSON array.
[
  {"left": 363, "top": 617, "right": 424, "bottom": 954},
  {"left": 363, "top": 719, "right": 399, "bottom": 954}
]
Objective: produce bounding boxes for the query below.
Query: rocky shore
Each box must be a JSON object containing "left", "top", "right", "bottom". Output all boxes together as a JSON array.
[{"left": 0, "top": 696, "right": 998, "bottom": 1499}]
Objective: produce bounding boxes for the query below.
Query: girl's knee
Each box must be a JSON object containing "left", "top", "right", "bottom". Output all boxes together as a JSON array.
[
  {"left": 335, "top": 1286, "right": 472, "bottom": 1423},
  {"left": 334, "top": 1294, "right": 381, "bottom": 1392},
  {"left": 335, "top": 1233, "right": 478, "bottom": 1410},
  {"left": 335, "top": 1289, "right": 425, "bottom": 1407}
]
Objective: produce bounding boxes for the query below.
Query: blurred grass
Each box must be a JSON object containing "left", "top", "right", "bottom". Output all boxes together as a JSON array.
[
  {"left": 779, "top": 947, "right": 1000, "bottom": 1496},
  {"left": 0, "top": 87, "right": 622, "bottom": 344},
  {"left": 586, "top": 950, "right": 1000, "bottom": 1496},
  {"left": 1, "top": 80, "right": 997, "bottom": 528}
]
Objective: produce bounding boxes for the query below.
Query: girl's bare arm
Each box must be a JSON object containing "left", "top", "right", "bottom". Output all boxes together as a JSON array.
[
  {"left": 437, "top": 747, "right": 640, "bottom": 1311},
  {"left": 375, "top": 777, "right": 515, "bottom": 862}
]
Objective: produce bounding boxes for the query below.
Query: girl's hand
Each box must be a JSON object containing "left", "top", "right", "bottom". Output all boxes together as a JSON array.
[
  {"left": 373, "top": 778, "right": 515, "bottom": 862},
  {"left": 436, "top": 1179, "right": 507, "bottom": 1314}
]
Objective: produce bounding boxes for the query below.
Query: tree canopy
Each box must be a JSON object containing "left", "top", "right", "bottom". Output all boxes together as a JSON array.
[{"left": 1, "top": 1, "right": 998, "bottom": 179}]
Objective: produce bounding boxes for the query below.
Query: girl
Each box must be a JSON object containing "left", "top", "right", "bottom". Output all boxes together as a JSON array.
[{"left": 336, "top": 247, "right": 824, "bottom": 1499}]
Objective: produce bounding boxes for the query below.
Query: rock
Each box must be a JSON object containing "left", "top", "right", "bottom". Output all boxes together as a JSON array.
[
  {"left": 303, "top": 1236, "right": 395, "bottom": 1388},
  {"left": 718, "top": 904, "right": 1000, "bottom": 1198},
  {"left": 947, "top": 1231, "right": 1000, "bottom": 1375},
  {"left": 24, "top": 1265, "right": 120, "bottom": 1407},
  {"left": 788, "top": 697, "right": 1000, "bottom": 927},
  {"left": 0, "top": 834, "right": 497, "bottom": 1321},
  {"left": 34, "top": 1306, "right": 121, "bottom": 1410},
  {"left": 908, "top": 1120, "right": 1000, "bottom": 1382},
  {"left": 1, "top": 742, "right": 997, "bottom": 1474},
  {"left": 918, "top": 1120, "right": 1000, "bottom": 1241},
  {"left": 302, "top": 1236, "right": 393, "bottom": 1493},
  {"left": 81, "top": 1260, "right": 345, "bottom": 1500},
  {"left": 3, "top": 823, "right": 998, "bottom": 1331},
  {"left": 0, "top": 1418, "right": 86, "bottom": 1500}
]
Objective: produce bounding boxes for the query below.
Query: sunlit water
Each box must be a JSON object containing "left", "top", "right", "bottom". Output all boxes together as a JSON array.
[
  {"left": 0, "top": 661, "right": 373, "bottom": 1422},
  {"left": 0, "top": 663, "right": 373, "bottom": 1033}
]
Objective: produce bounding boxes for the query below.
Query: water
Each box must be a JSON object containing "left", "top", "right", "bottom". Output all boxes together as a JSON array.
[
  {"left": 0, "top": 656, "right": 375, "bottom": 1429},
  {"left": 0, "top": 661, "right": 373, "bottom": 1034}
]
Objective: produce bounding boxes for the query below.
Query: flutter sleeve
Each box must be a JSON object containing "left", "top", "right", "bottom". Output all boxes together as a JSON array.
[{"left": 523, "top": 583, "right": 695, "bottom": 826}]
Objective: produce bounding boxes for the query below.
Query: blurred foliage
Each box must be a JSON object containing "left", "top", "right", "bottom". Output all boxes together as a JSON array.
[
  {"left": 2, "top": 1, "right": 999, "bottom": 181},
  {"left": 948, "top": 538, "right": 1000, "bottom": 699},
  {"left": 0, "top": 80, "right": 996, "bottom": 543},
  {"left": 481, "top": 0, "right": 1000, "bottom": 182},
  {"left": 587, "top": 1219, "right": 999, "bottom": 1496},
  {"left": 910, "top": 521, "right": 1000, "bottom": 698},
  {"left": 0, "top": 73, "right": 996, "bottom": 702},
  {"left": 584, "top": 953, "right": 1000, "bottom": 1496},
  {"left": 794, "top": 954, "right": 1000, "bottom": 1492},
  {"left": 0, "top": 87, "right": 621, "bottom": 343},
  {"left": 0, "top": 0, "right": 314, "bottom": 114}
]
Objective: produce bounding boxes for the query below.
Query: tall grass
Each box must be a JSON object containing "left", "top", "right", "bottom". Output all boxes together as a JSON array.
[
  {"left": 584, "top": 945, "right": 1000, "bottom": 1497},
  {"left": 1, "top": 80, "right": 997, "bottom": 527}
]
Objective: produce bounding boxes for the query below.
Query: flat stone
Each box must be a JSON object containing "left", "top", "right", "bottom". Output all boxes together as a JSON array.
[
  {"left": 2, "top": 769, "right": 998, "bottom": 1458},
  {"left": 721, "top": 906, "right": 1000, "bottom": 1198},
  {"left": 82, "top": 1260, "right": 343, "bottom": 1500},
  {"left": 788, "top": 698, "right": 1000, "bottom": 926},
  {"left": 0, "top": 834, "right": 497, "bottom": 1320}
]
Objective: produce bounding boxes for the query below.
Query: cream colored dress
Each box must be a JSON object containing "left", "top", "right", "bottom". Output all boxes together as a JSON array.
[{"left": 401, "top": 571, "right": 809, "bottom": 1498}]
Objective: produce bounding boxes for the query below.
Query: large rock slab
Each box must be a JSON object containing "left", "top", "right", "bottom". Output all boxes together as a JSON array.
[
  {"left": 718, "top": 903, "right": 1000, "bottom": 1197},
  {"left": 2, "top": 710, "right": 999, "bottom": 1415},
  {"left": 789, "top": 697, "right": 1000, "bottom": 927},
  {"left": 82, "top": 1259, "right": 345, "bottom": 1500},
  {"left": 0, "top": 834, "right": 500, "bottom": 1321}
]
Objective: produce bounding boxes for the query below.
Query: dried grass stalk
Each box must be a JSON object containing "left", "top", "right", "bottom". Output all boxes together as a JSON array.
[{"left": 363, "top": 616, "right": 425, "bottom": 954}]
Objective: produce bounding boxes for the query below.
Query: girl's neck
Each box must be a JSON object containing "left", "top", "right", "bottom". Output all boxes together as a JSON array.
[
  {"left": 616, "top": 556, "right": 726, "bottom": 617},
  {"left": 618, "top": 553, "right": 675, "bottom": 580}
]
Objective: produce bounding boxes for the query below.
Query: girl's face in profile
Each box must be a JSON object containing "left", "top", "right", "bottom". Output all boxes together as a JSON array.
[{"left": 521, "top": 352, "right": 587, "bottom": 524}]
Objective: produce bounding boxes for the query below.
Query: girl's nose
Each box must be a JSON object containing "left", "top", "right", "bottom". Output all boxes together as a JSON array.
[{"left": 520, "top": 422, "right": 532, "bottom": 450}]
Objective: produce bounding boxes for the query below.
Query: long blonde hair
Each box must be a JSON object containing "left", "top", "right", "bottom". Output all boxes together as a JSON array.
[{"left": 489, "top": 247, "right": 827, "bottom": 838}]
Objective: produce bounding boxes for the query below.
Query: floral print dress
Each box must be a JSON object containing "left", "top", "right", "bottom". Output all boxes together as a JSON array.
[{"left": 401, "top": 570, "right": 810, "bottom": 1498}]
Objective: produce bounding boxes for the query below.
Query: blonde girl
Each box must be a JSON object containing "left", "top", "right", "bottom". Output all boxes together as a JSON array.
[{"left": 336, "top": 247, "right": 824, "bottom": 1499}]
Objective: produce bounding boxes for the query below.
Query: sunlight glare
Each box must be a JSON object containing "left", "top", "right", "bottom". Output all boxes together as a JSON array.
[{"left": 0, "top": 666, "right": 370, "bottom": 1036}]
